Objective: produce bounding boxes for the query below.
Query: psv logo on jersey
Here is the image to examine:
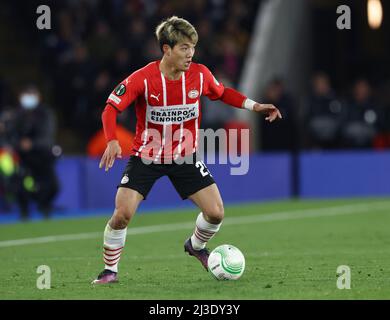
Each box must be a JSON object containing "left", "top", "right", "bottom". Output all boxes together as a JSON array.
[{"left": 188, "top": 89, "right": 199, "bottom": 99}]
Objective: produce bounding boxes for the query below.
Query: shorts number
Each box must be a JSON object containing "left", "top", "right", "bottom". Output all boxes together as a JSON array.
[{"left": 195, "top": 161, "right": 210, "bottom": 177}]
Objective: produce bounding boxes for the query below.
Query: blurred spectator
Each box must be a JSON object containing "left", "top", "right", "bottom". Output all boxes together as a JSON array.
[
  {"left": 341, "top": 78, "right": 384, "bottom": 148},
  {"left": 260, "top": 78, "right": 296, "bottom": 151},
  {"left": 0, "top": 108, "right": 19, "bottom": 213},
  {"left": 87, "top": 70, "right": 113, "bottom": 138},
  {"left": 208, "top": 0, "right": 228, "bottom": 24},
  {"left": 58, "top": 43, "right": 96, "bottom": 129},
  {"left": 193, "top": 18, "right": 216, "bottom": 66},
  {"left": 217, "top": 35, "right": 240, "bottom": 80},
  {"left": 87, "top": 20, "right": 118, "bottom": 66},
  {"left": 123, "top": 17, "right": 149, "bottom": 70},
  {"left": 110, "top": 48, "right": 132, "bottom": 81},
  {"left": 9, "top": 85, "right": 59, "bottom": 220},
  {"left": 304, "top": 72, "right": 345, "bottom": 149},
  {"left": 0, "top": 148, "right": 19, "bottom": 213}
]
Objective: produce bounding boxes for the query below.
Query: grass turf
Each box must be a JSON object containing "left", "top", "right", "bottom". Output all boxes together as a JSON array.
[{"left": 0, "top": 198, "right": 389, "bottom": 299}]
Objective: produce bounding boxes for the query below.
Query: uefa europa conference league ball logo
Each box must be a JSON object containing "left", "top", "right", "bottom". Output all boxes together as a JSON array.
[{"left": 115, "top": 84, "right": 126, "bottom": 96}]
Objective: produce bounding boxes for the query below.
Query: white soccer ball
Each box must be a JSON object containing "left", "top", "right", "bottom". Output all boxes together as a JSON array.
[{"left": 207, "top": 244, "right": 245, "bottom": 280}]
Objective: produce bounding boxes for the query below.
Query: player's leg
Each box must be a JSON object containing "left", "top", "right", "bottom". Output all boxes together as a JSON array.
[
  {"left": 188, "top": 183, "right": 224, "bottom": 248},
  {"left": 169, "top": 156, "right": 221, "bottom": 270},
  {"left": 93, "top": 155, "right": 162, "bottom": 284},
  {"left": 103, "top": 187, "right": 143, "bottom": 269},
  {"left": 92, "top": 188, "right": 143, "bottom": 284},
  {"left": 183, "top": 184, "right": 224, "bottom": 270}
]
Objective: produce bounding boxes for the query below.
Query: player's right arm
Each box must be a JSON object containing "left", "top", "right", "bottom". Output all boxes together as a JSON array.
[{"left": 99, "top": 70, "right": 144, "bottom": 171}]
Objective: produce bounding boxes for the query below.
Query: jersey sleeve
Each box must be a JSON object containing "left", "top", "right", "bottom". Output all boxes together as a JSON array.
[
  {"left": 199, "top": 64, "right": 225, "bottom": 100},
  {"left": 106, "top": 70, "right": 145, "bottom": 112}
]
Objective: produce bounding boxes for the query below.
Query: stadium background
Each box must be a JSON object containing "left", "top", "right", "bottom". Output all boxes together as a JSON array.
[
  {"left": 0, "top": 0, "right": 390, "bottom": 301},
  {"left": 1, "top": 0, "right": 389, "bottom": 220}
]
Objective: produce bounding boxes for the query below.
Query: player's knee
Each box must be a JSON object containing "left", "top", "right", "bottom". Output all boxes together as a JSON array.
[
  {"left": 204, "top": 202, "right": 224, "bottom": 224},
  {"left": 111, "top": 205, "right": 133, "bottom": 229}
]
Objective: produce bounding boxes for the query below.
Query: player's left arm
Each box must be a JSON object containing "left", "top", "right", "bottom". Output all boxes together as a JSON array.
[
  {"left": 219, "top": 87, "right": 282, "bottom": 122},
  {"left": 201, "top": 64, "right": 282, "bottom": 122}
]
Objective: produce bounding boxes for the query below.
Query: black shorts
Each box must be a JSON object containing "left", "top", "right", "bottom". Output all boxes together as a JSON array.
[{"left": 118, "top": 153, "right": 216, "bottom": 200}]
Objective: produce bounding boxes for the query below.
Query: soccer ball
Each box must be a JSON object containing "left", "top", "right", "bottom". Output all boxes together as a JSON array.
[{"left": 207, "top": 244, "right": 245, "bottom": 280}]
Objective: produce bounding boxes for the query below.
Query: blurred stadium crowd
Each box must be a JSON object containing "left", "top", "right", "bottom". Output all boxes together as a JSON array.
[{"left": 261, "top": 73, "right": 390, "bottom": 152}]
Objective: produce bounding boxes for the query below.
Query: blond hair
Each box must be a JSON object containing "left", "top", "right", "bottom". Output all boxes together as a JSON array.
[{"left": 155, "top": 16, "right": 198, "bottom": 52}]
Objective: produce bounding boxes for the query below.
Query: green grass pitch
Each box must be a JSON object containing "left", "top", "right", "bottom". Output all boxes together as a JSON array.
[{"left": 0, "top": 198, "right": 389, "bottom": 300}]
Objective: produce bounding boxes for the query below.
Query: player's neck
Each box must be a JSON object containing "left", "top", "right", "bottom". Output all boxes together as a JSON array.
[{"left": 159, "top": 57, "right": 182, "bottom": 81}]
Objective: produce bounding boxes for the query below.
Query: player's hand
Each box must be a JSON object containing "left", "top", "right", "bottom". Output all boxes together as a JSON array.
[
  {"left": 99, "top": 140, "right": 122, "bottom": 172},
  {"left": 253, "top": 103, "right": 282, "bottom": 122}
]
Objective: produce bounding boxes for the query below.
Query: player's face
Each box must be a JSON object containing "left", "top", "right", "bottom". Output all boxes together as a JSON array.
[{"left": 171, "top": 40, "right": 195, "bottom": 71}]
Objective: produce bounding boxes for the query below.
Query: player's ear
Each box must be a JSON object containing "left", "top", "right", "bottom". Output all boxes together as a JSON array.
[{"left": 162, "top": 44, "right": 171, "bottom": 56}]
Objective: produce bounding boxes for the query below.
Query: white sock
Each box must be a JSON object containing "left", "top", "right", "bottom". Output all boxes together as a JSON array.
[
  {"left": 190, "top": 212, "right": 222, "bottom": 250},
  {"left": 103, "top": 223, "right": 127, "bottom": 273}
]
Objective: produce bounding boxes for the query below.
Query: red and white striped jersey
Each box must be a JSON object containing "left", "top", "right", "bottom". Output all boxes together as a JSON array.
[{"left": 106, "top": 60, "right": 225, "bottom": 162}]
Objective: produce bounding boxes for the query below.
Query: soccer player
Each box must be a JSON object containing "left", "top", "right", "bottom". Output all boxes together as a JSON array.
[{"left": 92, "top": 16, "right": 282, "bottom": 284}]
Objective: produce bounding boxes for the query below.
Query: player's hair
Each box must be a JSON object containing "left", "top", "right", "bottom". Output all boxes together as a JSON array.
[{"left": 155, "top": 16, "right": 198, "bottom": 52}]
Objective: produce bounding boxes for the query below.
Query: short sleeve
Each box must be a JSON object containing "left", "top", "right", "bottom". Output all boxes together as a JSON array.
[
  {"left": 106, "top": 70, "right": 145, "bottom": 112},
  {"left": 199, "top": 64, "right": 225, "bottom": 100}
]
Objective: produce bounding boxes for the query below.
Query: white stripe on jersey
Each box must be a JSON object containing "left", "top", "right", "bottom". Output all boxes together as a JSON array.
[
  {"left": 136, "top": 79, "right": 149, "bottom": 156},
  {"left": 154, "top": 73, "right": 167, "bottom": 161},
  {"left": 199, "top": 72, "right": 204, "bottom": 96},
  {"left": 194, "top": 72, "right": 204, "bottom": 152},
  {"left": 177, "top": 73, "right": 186, "bottom": 156}
]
